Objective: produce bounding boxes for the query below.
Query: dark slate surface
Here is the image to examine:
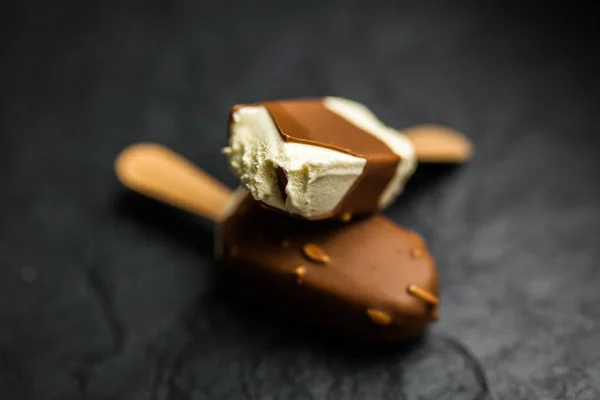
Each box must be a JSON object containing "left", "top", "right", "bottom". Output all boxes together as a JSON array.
[{"left": 1, "top": 1, "right": 599, "bottom": 399}]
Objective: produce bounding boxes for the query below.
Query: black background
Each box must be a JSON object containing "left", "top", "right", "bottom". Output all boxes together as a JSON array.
[{"left": 1, "top": 1, "right": 600, "bottom": 399}]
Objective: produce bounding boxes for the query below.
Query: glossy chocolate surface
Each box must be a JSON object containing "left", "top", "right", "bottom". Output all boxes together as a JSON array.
[{"left": 219, "top": 195, "right": 439, "bottom": 342}]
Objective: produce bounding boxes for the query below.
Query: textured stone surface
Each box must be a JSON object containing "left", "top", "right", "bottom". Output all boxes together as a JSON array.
[{"left": 1, "top": 1, "right": 599, "bottom": 399}]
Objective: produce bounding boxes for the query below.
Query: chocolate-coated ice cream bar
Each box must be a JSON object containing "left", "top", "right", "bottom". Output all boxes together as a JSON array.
[
  {"left": 223, "top": 97, "right": 417, "bottom": 221},
  {"left": 217, "top": 190, "right": 439, "bottom": 343}
]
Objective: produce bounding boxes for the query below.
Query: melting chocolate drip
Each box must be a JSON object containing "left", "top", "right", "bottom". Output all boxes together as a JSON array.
[{"left": 276, "top": 167, "right": 288, "bottom": 202}]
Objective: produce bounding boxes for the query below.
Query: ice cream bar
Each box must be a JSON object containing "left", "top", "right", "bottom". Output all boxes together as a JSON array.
[
  {"left": 222, "top": 97, "right": 417, "bottom": 221},
  {"left": 216, "top": 190, "right": 439, "bottom": 343},
  {"left": 115, "top": 143, "right": 439, "bottom": 343}
]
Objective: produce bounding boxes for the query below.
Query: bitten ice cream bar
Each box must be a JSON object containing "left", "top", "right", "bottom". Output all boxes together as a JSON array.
[{"left": 222, "top": 97, "right": 417, "bottom": 220}]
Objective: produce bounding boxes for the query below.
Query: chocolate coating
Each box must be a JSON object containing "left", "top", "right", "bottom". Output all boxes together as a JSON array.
[{"left": 219, "top": 195, "right": 439, "bottom": 343}]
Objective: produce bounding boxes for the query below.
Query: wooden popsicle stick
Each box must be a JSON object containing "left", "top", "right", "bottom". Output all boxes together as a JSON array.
[
  {"left": 403, "top": 124, "right": 473, "bottom": 163},
  {"left": 114, "top": 143, "right": 232, "bottom": 223}
]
